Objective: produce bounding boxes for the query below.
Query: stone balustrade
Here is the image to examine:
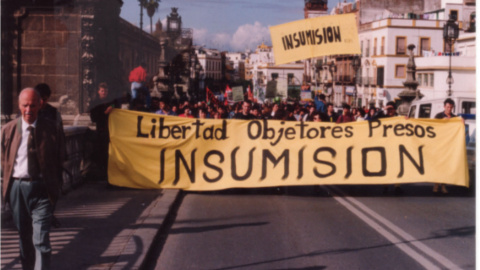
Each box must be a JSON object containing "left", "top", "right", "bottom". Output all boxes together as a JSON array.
[{"left": 62, "top": 126, "right": 90, "bottom": 192}]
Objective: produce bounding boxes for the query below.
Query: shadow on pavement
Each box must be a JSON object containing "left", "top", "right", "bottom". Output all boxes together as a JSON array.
[{"left": 1, "top": 181, "right": 162, "bottom": 270}]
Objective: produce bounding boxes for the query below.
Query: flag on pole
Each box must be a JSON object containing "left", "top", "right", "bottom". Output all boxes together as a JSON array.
[
  {"left": 247, "top": 85, "right": 253, "bottom": 100},
  {"left": 206, "top": 87, "right": 218, "bottom": 105},
  {"left": 224, "top": 85, "right": 233, "bottom": 105}
]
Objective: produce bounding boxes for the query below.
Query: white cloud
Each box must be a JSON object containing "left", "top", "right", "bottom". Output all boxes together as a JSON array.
[
  {"left": 192, "top": 22, "right": 271, "bottom": 52},
  {"left": 212, "top": 33, "right": 231, "bottom": 50},
  {"left": 230, "top": 22, "right": 270, "bottom": 51}
]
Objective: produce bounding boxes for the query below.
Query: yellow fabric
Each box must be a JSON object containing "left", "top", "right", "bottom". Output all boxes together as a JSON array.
[
  {"left": 269, "top": 14, "right": 361, "bottom": 65},
  {"left": 108, "top": 109, "right": 469, "bottom": 190}
]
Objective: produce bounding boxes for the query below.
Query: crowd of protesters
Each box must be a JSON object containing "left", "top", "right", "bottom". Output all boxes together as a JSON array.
[{"left": 122, "top": 92, "right": 396, "bottom": 124}]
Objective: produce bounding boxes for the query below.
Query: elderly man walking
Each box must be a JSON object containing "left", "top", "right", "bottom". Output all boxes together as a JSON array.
[{"left": 1, "top": 88, "right": 65, "bottom": 270}]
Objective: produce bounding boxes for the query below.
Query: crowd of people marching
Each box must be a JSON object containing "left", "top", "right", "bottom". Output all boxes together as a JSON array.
[{"left": 117, "top": 92, "right": 397, "bottom": 123}]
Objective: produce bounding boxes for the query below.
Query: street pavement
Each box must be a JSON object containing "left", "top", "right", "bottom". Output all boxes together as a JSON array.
[
  {"left": 1, "top": 182, "right": 474, "bottom": 270},
  {"left": 1, "top": 181, "right": 180, "bottom": 270},
  {"left": 147, "top": 184, "right": 474, "bottom": 270}
]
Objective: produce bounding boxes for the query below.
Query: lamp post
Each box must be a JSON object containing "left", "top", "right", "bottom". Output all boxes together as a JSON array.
[
  {"left": 328, "top": 60, "right": 337, "bottom": 103},
  {"left": 443, "top": 15, "right": 459, "bottom": 97},
  {"left": 352, "top": 55, "right": 361, "bottom": 107}
]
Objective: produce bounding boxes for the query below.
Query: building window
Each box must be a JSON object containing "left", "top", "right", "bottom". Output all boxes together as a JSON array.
[
  {"left": 360, "top": 41, "right": 363, "bottom": 57},
  {"left": 288, "top": 73, "right": 294, "bottom": 84},
  {"left": 420, "top": 37, "right": 430, "bottom": 56},
  {"left": 396, "top": 37, "right": 406, "bottom": 55},
  {"left": 395, "top": 64, "right": 406, "bottom": 78},
  {"left": 373, "top": 38, "right": 377, "bottom": 56},
  {"left": 366, "top": 40, "right": 370, "bottom": 57},
  {"left": 418, "top": 73, "right": 434, "bottom": 87},
  {"left": 381, "top": 37, "right": 385, "bottom": 55},
  {"left": 377, "top": 67, "right": 384, "bottom": 87}
]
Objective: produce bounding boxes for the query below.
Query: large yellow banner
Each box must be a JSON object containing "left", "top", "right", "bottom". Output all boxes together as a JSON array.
[
  {"left": 108, "top": 109, "right": 469, "bottom": 190},
  {"left": 269, "top": 14, "right": 361, "bottom": 65}
]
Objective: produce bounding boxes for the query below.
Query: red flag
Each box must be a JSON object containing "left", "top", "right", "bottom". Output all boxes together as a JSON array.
[
  {"left": 206, "top": 87, "right": 219, "bottom": 105},
  {"left": 247, "top": 85, "right": 253, "bottom": 100}
]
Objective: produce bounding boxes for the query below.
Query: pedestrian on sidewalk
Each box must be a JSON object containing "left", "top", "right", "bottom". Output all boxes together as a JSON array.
[{"left": 1, "top": 88, "right": 66, "bottom": 270}]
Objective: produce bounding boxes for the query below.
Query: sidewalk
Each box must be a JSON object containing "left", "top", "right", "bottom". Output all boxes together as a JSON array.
[{"left": 1, "top": 181, "right": 180, "bottom": 270}]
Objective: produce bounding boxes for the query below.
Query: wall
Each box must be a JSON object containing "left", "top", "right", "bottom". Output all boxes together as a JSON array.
[{"left": 1, "top": 0, "right": 161, "bottom": 118}]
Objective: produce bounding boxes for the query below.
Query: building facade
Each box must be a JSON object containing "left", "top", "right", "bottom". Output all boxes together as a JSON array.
[
  {"left": 1, "top": 0, "right": 161, "bottom": 118},
  {"left": 246, "top": 43, "right": 304, "bottom": 102},
  {"left": 357, "top": 0, "right": 475, "bottom": 107}
]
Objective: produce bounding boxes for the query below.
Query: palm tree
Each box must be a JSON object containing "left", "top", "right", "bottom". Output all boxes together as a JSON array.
[{"left": 143, "top": 0, "right": 161, "bottom": 34}]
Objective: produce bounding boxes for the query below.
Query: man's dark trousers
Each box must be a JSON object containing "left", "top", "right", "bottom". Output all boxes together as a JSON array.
[{"left": 10, "top": 178, "right": 53, "bottom": 270}]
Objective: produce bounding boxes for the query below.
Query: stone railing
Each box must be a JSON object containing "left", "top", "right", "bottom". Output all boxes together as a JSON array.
[{"left": 62, "top": 126, "right": 90, "bottom": 192}]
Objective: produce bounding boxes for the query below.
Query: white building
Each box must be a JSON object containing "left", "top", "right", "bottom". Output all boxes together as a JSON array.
[
  {"left": 246, "top": 43, "right": 304, "bottom": 102},
  {"left": 415, "top": 32, "right": 476, "bottom": 100},
  {"left": 357, "top": 1, "right": 474, "bottom": 107},
  {"left": 195, "top": 47, "right": 222, "bottom": 80}
]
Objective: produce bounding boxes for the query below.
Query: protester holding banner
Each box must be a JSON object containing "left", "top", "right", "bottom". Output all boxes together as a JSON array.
[
  {"left": 432, "top": 98, "right": 457, "bottom": 195},
  {"left": 235, "top": 101, "right": 255, "bottom": 120},
  {"left": 271, "top": 103, "right": 280, "bottom": 118},
  {"left": 336, "top": 104, "right": 354, "bottom": 123},
  {"left": 355, "top": 108, "right": 366, "bottom": 121},
  {"left": 178, "top": 106, "right": 194, "bottom": 118},
  {"left": 365, "top": 107, "right": 377, "bottom": 120},
  {"left": 324, "top": 103, "right": 338, "bottom": 122},
  {"left": 374, "top": 101, "right": 398, "bottom": 119},
  {"left": 303, "top": 105, "right": 316, "bottom": 121},
  {"left": 155, "top": 100, "right": 168, "bottom": 115},
  {"left": 312, "top": 112, "right": 322, "bottom": 122},
  {"left": 89, "top": 83, "right": 118, "bottom": 181}
]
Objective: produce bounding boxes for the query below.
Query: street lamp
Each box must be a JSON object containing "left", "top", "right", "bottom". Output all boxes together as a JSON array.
[
  {"left": 352, "top": 55, "right": 361, "bottom": 107},
  {"left": 443, "top": 15, "right": 459, "bottom": 97},
  {"left": 328, "top": 60, "right": 337, "bottom": 103}
]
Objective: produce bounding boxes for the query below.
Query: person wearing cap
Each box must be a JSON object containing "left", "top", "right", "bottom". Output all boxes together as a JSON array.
[{"left": 336, "top": 103, "right": 354, "bottom": 123}]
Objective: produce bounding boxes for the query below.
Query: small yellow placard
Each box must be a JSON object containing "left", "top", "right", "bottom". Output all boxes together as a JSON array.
[{"left": 269, "top": 14, "right": 361, "bottom": 65}]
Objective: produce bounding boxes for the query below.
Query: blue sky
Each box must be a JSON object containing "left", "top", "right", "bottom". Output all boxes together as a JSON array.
[{"left": 120, "top": 0, "right": 336, "bottom": 51}]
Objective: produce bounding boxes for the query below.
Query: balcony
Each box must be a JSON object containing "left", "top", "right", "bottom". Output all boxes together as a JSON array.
[{"left": 337, "top": 75, "right": 351, "bottom": 83}]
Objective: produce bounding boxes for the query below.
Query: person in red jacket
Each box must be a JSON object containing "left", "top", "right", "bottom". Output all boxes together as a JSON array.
[
  {"left": 336, "top": 103, "right": 354, "bottom": 123},
  {"left": 129, "top": 63, "right": 150, "bottom": 109}
]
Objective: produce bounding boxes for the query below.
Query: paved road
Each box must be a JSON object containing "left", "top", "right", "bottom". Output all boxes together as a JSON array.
[{"left": 146, "top": 184, "right": 474, "bottom": 270}]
